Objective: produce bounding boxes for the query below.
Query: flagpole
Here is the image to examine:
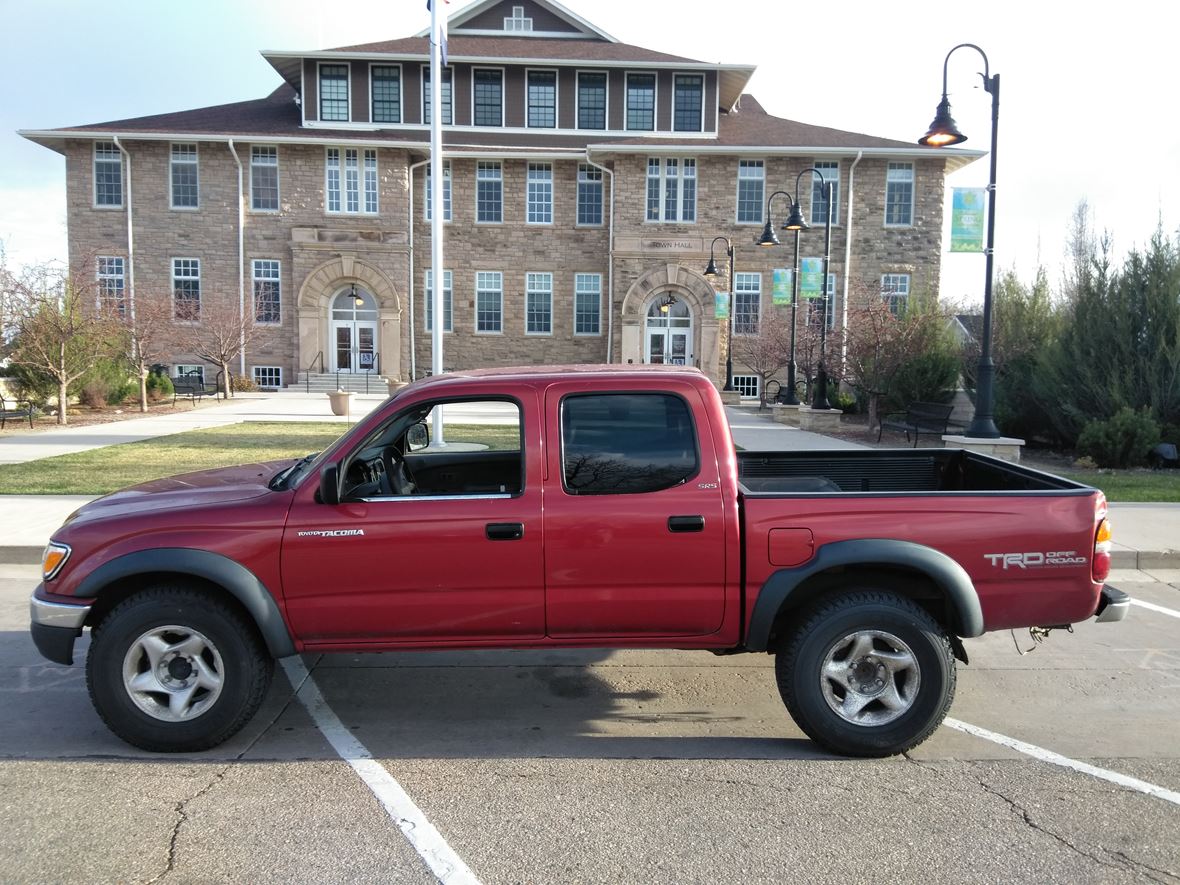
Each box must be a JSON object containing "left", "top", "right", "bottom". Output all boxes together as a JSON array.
[{"left": 428, "top": 0, "right": 446, "bottom": 446}]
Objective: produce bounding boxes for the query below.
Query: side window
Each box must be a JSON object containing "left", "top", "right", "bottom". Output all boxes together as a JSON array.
[
  {"left": 344, "top": 399, "right": 522, "bottom": 499},
  {"left": 561, "top": 393, "right": 698, "bottom": 495}
]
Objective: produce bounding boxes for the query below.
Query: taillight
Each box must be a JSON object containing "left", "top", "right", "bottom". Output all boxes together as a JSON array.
[{"left": 1093, "top": 518, "right": 1112, "bottom": 583}]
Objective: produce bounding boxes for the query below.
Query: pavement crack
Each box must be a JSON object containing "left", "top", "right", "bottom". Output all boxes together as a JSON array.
[
  {"left": 1104, "top": 850, "right": 1180, "bottom": 884},
  {"left": 976, "top": 779, "right": 1136, "bottom": 877},
  {"left": 146, "top": 764, "right": 232, "bottom": 884}
]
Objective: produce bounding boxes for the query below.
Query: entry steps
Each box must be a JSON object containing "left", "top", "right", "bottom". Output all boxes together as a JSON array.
[{"left": 288, "top": 372, "right": 391, "bottom": 394}]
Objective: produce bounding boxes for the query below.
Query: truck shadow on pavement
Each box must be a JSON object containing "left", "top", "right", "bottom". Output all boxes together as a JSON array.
[{"left": 0, "top": 635, "right": 832, "bottom": 762}]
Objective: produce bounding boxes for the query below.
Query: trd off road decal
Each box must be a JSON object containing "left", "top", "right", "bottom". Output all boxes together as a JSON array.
[{"left": 984, "top": 551, "right": 1086, "bottom": 569}]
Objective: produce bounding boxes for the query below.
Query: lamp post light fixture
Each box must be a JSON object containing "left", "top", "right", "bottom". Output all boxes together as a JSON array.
[
  {"left": 702, "top": 236, "right": 736, "bottom": 392},
  {"left": 919, "top": 43, "right": 1001, "bottom": 439},
  {"left": 757, "top": 168, "right": 833, "bottom": 410}
]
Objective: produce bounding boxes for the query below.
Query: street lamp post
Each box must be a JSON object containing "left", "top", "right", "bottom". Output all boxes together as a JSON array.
[
  {"left": 919, "top": 43, "right": 1001, "bottom": 439},
  {"left": 758, "top": 168, "right": 833, "bottom": 410},
  {"left": 703, "top": 236, "right": 736, "bottom": 392}
]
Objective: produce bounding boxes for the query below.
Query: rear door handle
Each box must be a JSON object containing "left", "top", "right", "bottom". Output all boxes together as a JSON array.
[
  {"left": 486, "top": 522, "right": 524, "bottom": 541},
  {"left": 668, "top": 515, "right": 705, "bottom": 533}
]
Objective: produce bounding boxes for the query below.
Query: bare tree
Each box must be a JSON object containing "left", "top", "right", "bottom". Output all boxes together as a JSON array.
[
  {"left": 178, "top": 296, "right": 262, "bottom": 399},
  {"left": 731, "top": 306, "right": 793, "bottom": 407},
  {"left": 7, "top": 257, "right": 126, "bottom": 425},
  {"left": 119, "top": 287, "right": 174, "bottom": 412}
]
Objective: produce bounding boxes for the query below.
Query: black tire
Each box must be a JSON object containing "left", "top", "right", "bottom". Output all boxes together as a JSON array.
[
  {"left": 86, "top": 585, "right": 273, "bottom": 752},
  {"left": 775, "top": 590, "right": 956, "bottom": 757}
]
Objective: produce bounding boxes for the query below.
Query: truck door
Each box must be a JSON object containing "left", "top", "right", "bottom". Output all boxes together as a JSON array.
[
  {"left": 280, "top": 395, "right": 544, "bottom": 645},
  {"left": 543, "top": 384, "right": 728, "bottom": 638}
]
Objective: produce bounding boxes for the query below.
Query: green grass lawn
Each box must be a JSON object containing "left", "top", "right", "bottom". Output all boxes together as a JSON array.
[
  {"left": 1051, "top": 468, "right": 1180, "bottom": 503},
  {"left": 0, "top": 422, "right": 352, "bottom": 495}
]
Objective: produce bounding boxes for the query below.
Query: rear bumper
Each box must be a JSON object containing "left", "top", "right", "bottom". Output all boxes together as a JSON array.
[
  {"left": 1094, "top": 585, "right": 1130, "bottom": 623},
  {"left": 30, "top": 594, "right": 91, "bottom": 666}
]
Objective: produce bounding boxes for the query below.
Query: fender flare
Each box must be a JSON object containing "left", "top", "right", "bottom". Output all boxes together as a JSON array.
[
  {"left": 745, "top": 539, "right": 984, "bottom": 651},
  {"left": 76, "top": 548, "right": 296, "bottom": 658}
]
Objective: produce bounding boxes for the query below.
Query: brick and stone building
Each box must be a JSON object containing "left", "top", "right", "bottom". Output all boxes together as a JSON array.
[{"left": 21, "top": 0, "right": 979, "bottom": 396}]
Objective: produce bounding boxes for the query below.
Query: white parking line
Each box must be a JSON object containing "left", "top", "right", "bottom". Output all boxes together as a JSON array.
[
  {"left": 281, "top": 658, "right": 481, "bottom": 885},
  {"left": 944, "top": 718, "right": 1180, "bottom": 807},
  {"left": 1129, "top": 598, "right": 1180, "bottom": 619}
]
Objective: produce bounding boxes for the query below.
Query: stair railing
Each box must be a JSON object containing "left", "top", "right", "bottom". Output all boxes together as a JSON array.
[{"left": 305, "top": 351, "right": 324, "bottom": 394}]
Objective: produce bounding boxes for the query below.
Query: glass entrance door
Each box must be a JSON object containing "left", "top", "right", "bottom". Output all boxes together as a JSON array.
[
  {"left": 644, "top": 296, "right": 693, "bottom": 365},
  {"left": 330, "top": 288, "right": 379, "bottom": 373}
]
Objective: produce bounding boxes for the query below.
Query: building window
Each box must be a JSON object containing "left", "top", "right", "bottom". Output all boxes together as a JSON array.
[
  {"left": 810, "top": 273, "right": 838, "bottom": 329},
  {"left": 252, "top": 259, "right": 281, "bottom": 324},
  {"left": 473, "top": 69, "right": 503, "bottom": 127},
  {"left": 371, "top": 65, "right": 401, "bottom": 123},
  {"left": 93, "top": 142, "right": 122, "bottom": 207},
  {"left": 736, "top": 159, "right": 764, "bottom": 224},
  {"left": 626, "top": 73, "right": 656, "bottom": 131},
  {"left": 424, "top": 269, "right": 453, "bottom": 333},
  {"left": 673, "top": 74, "right": 703, "bottom": 132},
  {"left": 527, "top": 163, "right": 553, "bottom": 224},
  {"left": 732, "top": 375, "right": 760, "bottom": 399},
  {"left": 319, "top": 64, "right": 350, "bottom": 122},
  {"left": 423, "top": 67, "right": 452, "bottom": 124},
  {"left": 326, "top": 148, "right": 378, "bottom": 214},
  {"left": 504, "top": 5, "right": 533, "bottom": 31},
  {"left": 252, "top": 366, "right": 282, "bottom": 390},
  {"left": 881, "top": 273, "right": 911, "bottom": 315},
  {"left": 885, "top": 162, "right": 914, "bottom": 226},
  {"left": 578, "top": 72, "right": 607, "bottom": 130},
  {"left": 734, "top": 272, "right": 761, "bottom": 335},
  {"left": 97, "top": 256, "right": 125, "bottom": 316},
  {"left": 812, "top": 161, "right": 840, "bottom": 225},
  {"left": 527, "top": 70, "right": 557, "bottom": 128},
  {"left": 476, "top": 271, "right": 503, "bottom": 333},
  {"left": 525, "top": 272, "right": 553, "bottom": 335},
  {"left": 577, "top": 164, "right": 603, "bottom": 226},
  {"left": 250, "top": 146, "right": 279, "bottom": 211},
  {"left": 172, "top": 258, "right": 201, "bottom": 322},
  {"left": 175, "top": 365, "right": 204, "bottom": 382},
  {"left": 574, "top": 273, "right": 602, "bottom": 335},
  {"left": 425, "top": 160, "right": 452, "bottom": 221},
  {"left": 476, "top": 161, "right": 502, "bottom": 223},
  {"left": 170, "top": 143, "right": 199, "bottom": 209},
  {"left": 646, "top": 157, "right": 696, "bottom": 222}
]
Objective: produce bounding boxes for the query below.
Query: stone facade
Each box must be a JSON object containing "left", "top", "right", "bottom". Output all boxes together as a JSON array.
[{"left": 37, "top": 0, "right": 971, "bottom": 392}]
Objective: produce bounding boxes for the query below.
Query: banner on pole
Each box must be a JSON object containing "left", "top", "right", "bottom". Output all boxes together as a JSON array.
[
  {"left": 714, "top": 292, "right": 729, "bottom": 319},
  {"left": 800, "top": 258, "right": 824, "bottom": 299},
  {"left": 950, "top": 187, "right": 986, "bottom": 253},
  {"left": 772, "top": 268, "right": 792, "bottom": 305}
]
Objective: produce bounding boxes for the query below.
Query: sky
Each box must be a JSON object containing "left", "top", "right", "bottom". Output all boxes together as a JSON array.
[{"left": 2, "top": 0, "right": 1177, "bottom": 306}]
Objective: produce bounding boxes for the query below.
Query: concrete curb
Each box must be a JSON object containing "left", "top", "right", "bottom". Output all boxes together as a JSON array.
[{"left": 1, "top": 547, "right": 45, "bottom": 566}]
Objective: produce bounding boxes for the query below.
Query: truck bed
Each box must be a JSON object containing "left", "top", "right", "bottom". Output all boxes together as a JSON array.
[{"left": 737, "top": 448, "right": 1092, "bottom": 496}]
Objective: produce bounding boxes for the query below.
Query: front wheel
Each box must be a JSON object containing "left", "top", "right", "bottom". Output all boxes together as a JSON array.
[
  {"left": 86, "top": 586, "right": 273, "bottom": 752},
  {"left": 776, "top": 590, "right": 956, "bottom": 757}
]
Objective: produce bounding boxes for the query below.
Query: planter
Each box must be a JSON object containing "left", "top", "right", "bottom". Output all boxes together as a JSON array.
[{"left": 327, "top": 390, "right": 353, "bottom": 417}]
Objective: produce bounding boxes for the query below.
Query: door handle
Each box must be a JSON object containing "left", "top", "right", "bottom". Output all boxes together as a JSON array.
[
  {"left": 486, "top": 522, "right": 524, "bottom": 541},
  {"left": 667, "top": 515, "right": 705, "bottom": 533}
]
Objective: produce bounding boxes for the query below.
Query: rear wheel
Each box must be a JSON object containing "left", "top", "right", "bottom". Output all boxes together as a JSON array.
[
  {"left": 776, "top": 590, "right": 956, "bottom": 757},
  {"left": 86, "top": 586, "right": 273, "bottom": 752}
]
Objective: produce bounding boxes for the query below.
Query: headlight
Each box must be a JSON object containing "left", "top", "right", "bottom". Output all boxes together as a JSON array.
[{"left": 42, "top": 542, "right": 71, "bottom": 581}]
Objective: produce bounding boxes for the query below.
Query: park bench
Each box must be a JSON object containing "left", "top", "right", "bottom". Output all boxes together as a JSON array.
[
  {"left": 0, "top": 394, "right": 35, "bottom": 430},
  {"left": 172, "top": 374, "right": 212, "bottom": 405},
  {"left": 877, "top": 401, "right": 955, "bottom": 447}
]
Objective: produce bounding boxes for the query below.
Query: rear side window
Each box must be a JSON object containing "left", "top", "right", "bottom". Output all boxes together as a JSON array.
[{"left": 561, "top": 393, "right": 698, "bottom": 495}]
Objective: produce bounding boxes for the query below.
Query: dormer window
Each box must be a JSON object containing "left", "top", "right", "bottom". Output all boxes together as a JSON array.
[
  {"left": 505, "top": 5, "right": 532, "bottom": 31},
  {"left": 474, "top": 69, "right": 503, "bottom": 127},
  {"left": 673, "top": 75, "right": 704, "bottom": 132},
  {"left": 626, "top": 74, "right": 656, "bottom": 131},
  {"left": 319, "top": 64, "right": 350, "bottom": 122}
]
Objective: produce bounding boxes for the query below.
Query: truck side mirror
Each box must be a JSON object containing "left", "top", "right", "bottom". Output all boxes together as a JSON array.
[
  {"left": 318, "top": 465, "right": 341, "bottom": 505},
  {"left": 406, "top": 423, "right": 429, "bottom": 452}
]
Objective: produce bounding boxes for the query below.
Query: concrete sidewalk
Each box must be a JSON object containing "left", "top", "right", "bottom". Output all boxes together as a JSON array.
[{"left": 0, "top": 394, "right": 1175, "bottom": 569}]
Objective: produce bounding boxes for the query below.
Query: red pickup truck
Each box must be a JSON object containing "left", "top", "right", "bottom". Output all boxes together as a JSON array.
[{"left": 30, "top": 366, "right": 1126, "bottom": 757}]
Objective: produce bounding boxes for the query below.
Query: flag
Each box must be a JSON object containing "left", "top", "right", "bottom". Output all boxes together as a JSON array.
[{"left": 427, "top": 0, "right": 449, "bottom": 66}]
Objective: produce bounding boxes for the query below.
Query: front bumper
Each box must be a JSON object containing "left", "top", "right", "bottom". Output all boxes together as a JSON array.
[
  {"left": 1094, "top": 585, "right": 1130, "bottom": 624},
  {"left": 30, "top": 594, "right": 91, "bottom": 666}
]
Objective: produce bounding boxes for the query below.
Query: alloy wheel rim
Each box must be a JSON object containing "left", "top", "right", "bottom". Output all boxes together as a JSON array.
[
  {"left": 819, "top": 629, "right": 920, "bottom": 727},
  {"left": 121, "top": 625, "right": 225, "bottom": 722}
]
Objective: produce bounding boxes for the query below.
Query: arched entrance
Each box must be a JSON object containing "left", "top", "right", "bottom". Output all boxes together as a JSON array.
[
  {"left": 643, "top": 295, "right": 694, "bottom": 365},
  {"left": 330, "top": 287, "right": 379, "bottom": 373}
]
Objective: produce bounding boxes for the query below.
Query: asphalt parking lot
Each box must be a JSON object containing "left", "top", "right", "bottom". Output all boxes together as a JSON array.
[{"left": 2, "top": 562, "right": 1178, "bottom": 883}]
